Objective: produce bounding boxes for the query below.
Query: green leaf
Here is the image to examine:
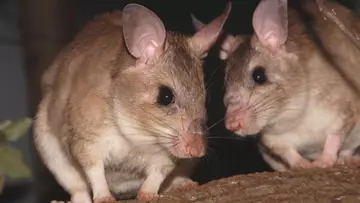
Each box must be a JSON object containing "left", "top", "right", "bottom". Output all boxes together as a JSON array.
[
  {"left": 0, "top": 120, "right": 11, "bottom": 142},
  {"left": 0, "top": 144, "right": 31, "bottom": 179},
  {"left": 0, "top": 118, "right": 32, "bottom": 142},
  {"left": 0, "top": 120, "right": 11, "bottom": 131}
]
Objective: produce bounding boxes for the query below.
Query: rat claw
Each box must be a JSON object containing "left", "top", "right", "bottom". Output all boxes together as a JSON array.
[
  {"left": 137, "top": 191, "right": 160, "bottom": 201},
  {"left": 336, "top": 155, "right": 360, "bottom": 167},
  {"left": 93, "top": 196, "right": 116, "bottom": 203},
  {"left": 292, "top": 159, "right": 313, "bottom": 169},
  {"left": 172, "top": 179, "right": 199, "bottom": 191},
  {"left": 169, "top": 177, "right": 200, "bottom": 191},
  {"left": 179, "top": 180, "right": 199, "bottom": 191},
  {"left": 312, "top": 156, "right": 336, "bottom": 168}
]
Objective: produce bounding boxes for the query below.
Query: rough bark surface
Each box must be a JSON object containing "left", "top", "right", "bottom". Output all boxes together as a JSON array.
[{"left": 122, "top": 166, "right": 360, "bottom": 203}]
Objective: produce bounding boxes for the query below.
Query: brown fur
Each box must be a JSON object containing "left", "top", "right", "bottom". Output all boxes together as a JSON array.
[
  {"left": 34, "top": 8, "right": 216, "bottom": 202},
  {"left": 223, "top": 0, "right": 360, "bottom": 171}
]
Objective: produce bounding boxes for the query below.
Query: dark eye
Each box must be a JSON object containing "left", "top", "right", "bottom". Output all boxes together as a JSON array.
[
  {"left": 157, "top": 85, "right": 175, "bottom": 106},
  {"left": 252, "top": 66, "right": 267, "bottom": 84}
]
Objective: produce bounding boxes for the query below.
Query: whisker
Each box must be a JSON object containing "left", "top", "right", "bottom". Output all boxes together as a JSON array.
[
  {"left": 110, "top": 102, "right": 178, "bottom": 140},
  {"left": 138, "top": 106, "right": 178, "bottom": 133},
  {"left": 203, "top": 146, "right": 218, "bottom": 164},
  {"left": 207, "top": 136, "right": 243, "bottom": 140},
  {"left": 132, "top": 139, "right": 180, "bottom": 152},
  {"left": 246, "top": 85, "right": 255, "bottom": 107},
  {"left": 181, "top": 115, "right": 185, "bottom": 132},
  {"left": 205, "top": 117, "right": 226, "bottom": 133},
  {"left": 109, "top": 97, "right": 177, "bottom": 136},
  {"left": 206, "top": 66, "right": 220, "bottom": 85},
  {"left": 205, "top": 80, "right": 216, "bottom": 92},
  {"left": 122, "top": 123, "right": 175, "bottom": 139}
]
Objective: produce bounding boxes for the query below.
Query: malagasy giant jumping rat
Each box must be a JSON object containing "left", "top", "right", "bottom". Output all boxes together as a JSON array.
[
  {"left": 195, "top": 0, "right": 360, "bottom": 172},
  {"left": 34, "top": 3, "right": 232, "bottom": 203}
]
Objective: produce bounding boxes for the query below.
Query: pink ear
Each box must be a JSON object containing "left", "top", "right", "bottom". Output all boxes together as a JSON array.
[
  {"left": 122, "top": 4, "right": 166, "bottom": 63},
  {"left": 219, "top": 35, "right": 244, "bottom": 60},
  {"left": 190, "top": 2, "right": 232, "bottom": 56},
  {"left": 191, "top": 14, "right": 205, "bottom": 31},
  {"left": 252, "top": 0, "right": 288, "bottom": 50}
]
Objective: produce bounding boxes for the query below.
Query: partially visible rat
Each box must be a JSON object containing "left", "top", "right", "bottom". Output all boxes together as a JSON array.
[
  {"left": 193, "top": 0, "right": 360, "bottom": 172},
  {"left": 34, "top": 3, "right": 232, "bottom": 203}
]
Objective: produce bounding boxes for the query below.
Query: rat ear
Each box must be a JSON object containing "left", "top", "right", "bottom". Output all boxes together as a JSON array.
[
  {"left": 252, "top": 0, "right": 288, "bottom": 51},
  {"left": 189, "top": 2, "right": 232, "bottom": 56},
  {"left": 219, "top": 34, "right": 249, "bottom": 60},
  {"left": 122, "top": 4, "right": 166, "bottom": 63},
  {"left": 190, "top": 14, "right": 205, "bottom": 31}
]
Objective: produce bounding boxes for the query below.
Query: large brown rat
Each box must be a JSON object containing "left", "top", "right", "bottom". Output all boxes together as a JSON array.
[
  {"left": 193, "top": 0, "right": 360, "bottom": 171},
  {"left": 34, "top": 3, "right": 231, "bottom": 203}
]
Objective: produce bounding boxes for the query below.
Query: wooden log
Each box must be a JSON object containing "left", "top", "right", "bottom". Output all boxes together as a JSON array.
[{"left": 122, "top": 166, "right": 360, "bottom": 203}]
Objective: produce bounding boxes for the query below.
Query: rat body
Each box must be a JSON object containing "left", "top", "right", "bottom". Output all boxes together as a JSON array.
[
  {"left": 217, "top": 0, "right": 360, "bottom": 171},
  {"left": 34, "top": 3, "right": 231, "bottom": 203}
]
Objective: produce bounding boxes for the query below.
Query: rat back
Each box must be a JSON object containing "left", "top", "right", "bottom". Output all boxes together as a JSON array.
[
  {"left": 293, "top": 0, "right": 360, "bottom": 158},
  {"left": 295, "top": 0, "right": 360, "bottom": 93},
  {"left": 34, "top": 3, "right": 231, "bottom": 202},
  {"left": 220, "top": 0, "right": 360, "bottom": 171}
]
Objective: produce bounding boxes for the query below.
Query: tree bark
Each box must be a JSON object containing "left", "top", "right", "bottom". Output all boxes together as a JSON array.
[{"left": 123, "top": 166, "right": 360, "bottom": 203}]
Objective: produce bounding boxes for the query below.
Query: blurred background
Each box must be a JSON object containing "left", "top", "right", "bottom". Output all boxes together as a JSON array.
[{"left": 0, "top": 0, "right": 358, "bottom": 202}]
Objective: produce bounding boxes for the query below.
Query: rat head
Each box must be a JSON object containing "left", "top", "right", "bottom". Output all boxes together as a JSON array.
[
  {"left": 113, "top": 3, "right": 231, "bottom": 158},
  {"left": 218, "top": 0, "right": 308, "bottom": 136}
]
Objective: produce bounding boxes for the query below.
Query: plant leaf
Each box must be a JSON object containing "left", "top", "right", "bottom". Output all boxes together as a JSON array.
[
  {"left": 0, "top": 144, "right": 31, "bottom": 179},
  {"left": 0, "top": 120, "right": 11, "bottom": 142},
  {"left": 0, "top": 118, "right": 32, "bottom": 142},
  {"left": 0, "top": 120, "right": 11, "bottom": 130}
]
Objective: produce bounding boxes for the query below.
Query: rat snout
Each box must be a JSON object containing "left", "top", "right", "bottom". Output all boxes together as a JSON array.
[
  {"left": 224, "top": 93, "right": 240, "bottom": 107},
  {"left": 178, "top": 118, "right": 207, "bottom": 158},
  {"left": 224, "top": 88, "right": 247, "bottom": 107},
  {"left": 179, "top": 132, "right": 206, "bottom": 158},
  {"left": 225, "top": 108, "right": 248, "bottom": 134},
  {"left": 187, "top": 118, "right": 206, "bottom": 134}
]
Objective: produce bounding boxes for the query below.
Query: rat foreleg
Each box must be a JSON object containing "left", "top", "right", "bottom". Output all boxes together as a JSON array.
[
  {"left": 69, "top": 141, "right": 116, "bottom": 203},
  {"left": 261, "top": 136, "right": 313, "bottom": 171},
  {"left": 312, "top": 133, "right": 342, "bottom": 168},
  {"left": 136, "top": 166, "right": 174, "bottom": 201}
]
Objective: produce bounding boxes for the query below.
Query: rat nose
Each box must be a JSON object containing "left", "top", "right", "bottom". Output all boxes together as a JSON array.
[
  {"left": 225, "top": 109, "right": 245, "bottom": 131},
  {"left": 183, "top": 132, "right": 206, "bottom": 157},
  {"left": 178, "top": 118, "right": 206, "bottom": 158},
  {"left": 226, "top": 117, "right": 244, "bottom": 131}
]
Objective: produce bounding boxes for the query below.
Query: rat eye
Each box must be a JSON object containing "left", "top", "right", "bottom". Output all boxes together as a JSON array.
[
  {"left": 252, "top": 66, "right": 267, "bottom": 85},
  {"left": 157, "top": 85, "right": 175, "bottom": 106}
]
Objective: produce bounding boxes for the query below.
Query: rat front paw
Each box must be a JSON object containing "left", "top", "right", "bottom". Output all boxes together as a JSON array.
[
  {"left": 336, "top": 155, "right": 360, "bottom": 167},
  {"left": 291, "top": 159, "right": 313, "bottom": 169},
  {"left": 165, "top": 177, "right": 199, "bottom": 192},
  {"left": 93, "top": 196, "right": 116, "bottom": 203},
  {"left": 180, "top": 180, "right": 199, "bottom": 190},
  {"left": 312, "top": 156, "right": 336, "bottom": 168},
  {"left": 70, "top": 191, "right": 92, "bottom": 203},
  {"left": 175, "top": 179, "right": 199, "bottom": 191},
  {"left": 137, "top": 191, "right": 160, "bottom": 201}
]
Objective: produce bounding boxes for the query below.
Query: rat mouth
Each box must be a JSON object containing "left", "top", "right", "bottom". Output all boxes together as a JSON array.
[
  {"left": 225, "top": 107, "right": 261, "bottom": 136},
  {"left": 234, "top": 127, "right": 261, "bottom": 137},
  {"left": 166, "top": 133, "right": 206, "bottom": 159}
]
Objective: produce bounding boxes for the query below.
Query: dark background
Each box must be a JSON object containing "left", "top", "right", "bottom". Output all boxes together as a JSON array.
[{"left": 0, "top": 0, "right": 358, "bottom": 202}]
